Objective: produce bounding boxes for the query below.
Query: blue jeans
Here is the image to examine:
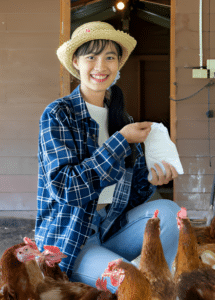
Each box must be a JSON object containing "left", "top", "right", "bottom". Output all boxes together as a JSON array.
[{"left": 70, "top": 199, "right": 180, "bottom": 293}]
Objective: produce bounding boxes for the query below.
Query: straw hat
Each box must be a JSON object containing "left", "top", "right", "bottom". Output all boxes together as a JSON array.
[{"left": 56, "top": 21, "right": 137, "bottom": 79}]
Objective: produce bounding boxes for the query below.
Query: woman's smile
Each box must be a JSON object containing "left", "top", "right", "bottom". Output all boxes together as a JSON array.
[{"left": 90, "top": 74, "right": 110, "bottom": 83}]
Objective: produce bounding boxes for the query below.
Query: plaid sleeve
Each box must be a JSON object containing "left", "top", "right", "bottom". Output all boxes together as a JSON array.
[{"left": 39, "top": 107, "right": 132, "bottom": 206}]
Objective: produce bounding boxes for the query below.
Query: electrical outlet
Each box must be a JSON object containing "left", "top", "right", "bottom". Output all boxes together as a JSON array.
[
  {"left": 192, "top": 69, "right": 208, "bottom": 78},
  {"left": 207, "top": 60, "right": 215, "bottom": 78}
]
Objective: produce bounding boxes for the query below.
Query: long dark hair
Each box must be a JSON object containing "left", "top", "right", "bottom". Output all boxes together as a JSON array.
[
  {"left": 73, "top": 39, "right": 138, "bottom": 168},
  {"left": 107, "top": 85, "right": 138, "bottom": 168}
]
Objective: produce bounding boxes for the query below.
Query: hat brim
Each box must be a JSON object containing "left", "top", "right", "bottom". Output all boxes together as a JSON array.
[{"left": 57, "top": 29, "right": 137, "bottom": 79}]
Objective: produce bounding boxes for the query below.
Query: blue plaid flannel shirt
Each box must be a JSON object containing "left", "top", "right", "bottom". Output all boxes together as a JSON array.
[{"left": 35, "top": 85, "right": 156, "bottom": 277}]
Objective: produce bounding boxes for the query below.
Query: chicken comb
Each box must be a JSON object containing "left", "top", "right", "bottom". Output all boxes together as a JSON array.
[
  {"left": 153, "top": 209, "right": 159, "bottom": 218},
  {"left": 177, "top": 207, "right": 187, "bottom": 219},
  {"left": 43, "top": 245, "right": 61, "bottom": 253},
  {"left": 96, "top": 278, "right": 108, "bottom": 292},
  {"left": 23, "top": 237, "right": 39, "bottom": 251},
  {"left": 105, "top": 258, "right": 122, "bottom": 272}
]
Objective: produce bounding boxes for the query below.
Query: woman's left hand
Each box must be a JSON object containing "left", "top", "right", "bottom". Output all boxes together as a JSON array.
[{"left": 148, "top": 161, "right": 178, "bottom": 186}]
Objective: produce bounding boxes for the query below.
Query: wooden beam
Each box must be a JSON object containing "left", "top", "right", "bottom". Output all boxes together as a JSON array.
[
  {"left": 170, "top": 1, "right": 176, "bottom": 144},
  {"left": 139, "top": 0, "right": 170, "bottom": 6},
  {"left": 70, "top": 8, "right": 116, "bottom": 31},
  {"left": 170, "top": 0, "right": 176, "bottom": 201},
  {"left": 136, "top": 8, "right": 170, "bottom": 28},
  {"left": 59, "top": 0, "right": 71, "bottom": 97},
  {"left": 71, "top": 0, "right": 102, "bottom": 9}
]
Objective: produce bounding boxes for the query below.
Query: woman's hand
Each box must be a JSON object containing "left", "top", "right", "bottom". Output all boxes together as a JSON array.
[
  {"left": 149, "top": 161, "right": 178, "bottom": 186},
  {"left": 119, "top": 122, "right": 152, "bottom": 144}
]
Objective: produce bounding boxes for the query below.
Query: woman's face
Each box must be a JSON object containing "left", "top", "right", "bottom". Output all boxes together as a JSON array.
[{"left": 73, "top": 42, "right": 120, "bottom": 95}]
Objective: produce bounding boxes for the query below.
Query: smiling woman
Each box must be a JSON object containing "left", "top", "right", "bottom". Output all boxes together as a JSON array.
[{"left": 35, "top": 21, "right": 180, "bottom": 293}]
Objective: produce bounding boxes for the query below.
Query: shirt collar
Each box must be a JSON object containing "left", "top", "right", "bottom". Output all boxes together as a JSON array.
[
  {"left": 69, "top": 85, "right": 91, "bottom": 122},
  {"left": 69, "top": 85, "right": 110, "bottom": 122}
]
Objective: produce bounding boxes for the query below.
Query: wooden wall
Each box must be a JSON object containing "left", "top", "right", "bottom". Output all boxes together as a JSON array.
[
  {"left": 0, "top": 0, "right": 60, "bottom": 218},
  {"left": 172, "top": 0, "right": 215, "bottom": 218}
]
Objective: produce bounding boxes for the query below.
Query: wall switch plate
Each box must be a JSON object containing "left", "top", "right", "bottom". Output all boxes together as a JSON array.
[
  {"left": 207, "top": 59, "right": 215, "bottom": 69},
  {"left": 209, "top": 69, "right": 215, "bottom": 78},
  {"left": 192, "top": 69, "right": 208, "bottom": 78}
]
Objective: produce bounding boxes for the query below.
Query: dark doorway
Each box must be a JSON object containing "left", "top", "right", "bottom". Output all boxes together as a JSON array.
[{"left": 140, "top": 58, "right": 170, "bottom": 132}]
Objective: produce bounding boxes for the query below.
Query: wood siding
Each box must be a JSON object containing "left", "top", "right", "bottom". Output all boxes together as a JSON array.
[
  {"left": 0, "top": 0, "right": 60, "bottom": 218},
  {"left": 60, "top": 0, "right": 71, "bottom": 97},
  {"left": 173, "top": 0, "right": 215, "bottom": 218}
]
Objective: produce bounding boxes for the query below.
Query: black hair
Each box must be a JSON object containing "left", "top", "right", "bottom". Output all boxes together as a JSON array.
[
  {"left": 107, "top": 85, "right": 139, "bottom": 168},
  {"left": 74, "top": 39, "right": 138, "bottom": 168},
  {"left": 74, "top": 39, "right": 122, "bottom": 59}
]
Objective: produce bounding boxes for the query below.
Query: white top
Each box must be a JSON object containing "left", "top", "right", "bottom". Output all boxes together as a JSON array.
[{"left": 85, "top": 101, "right": 116, "bottom": 204}]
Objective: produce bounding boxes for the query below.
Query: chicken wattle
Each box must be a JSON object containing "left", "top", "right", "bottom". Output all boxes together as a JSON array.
[
  {"left": 102, "top": 259, "right": 125, "bottom": 287},
  {"left": 101, "top": 259, "right": 151, "bottom": 300}
]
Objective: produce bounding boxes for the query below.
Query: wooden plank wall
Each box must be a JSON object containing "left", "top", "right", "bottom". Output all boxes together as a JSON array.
[
  {"left": 173, "top": 0, "right": 215, "bottom": 218},
  {"left": 60, "top": 0, "right": 71, "bottom": 97},
  {"left": 0, "top": 0, "right": 60, "bottom": 218}
]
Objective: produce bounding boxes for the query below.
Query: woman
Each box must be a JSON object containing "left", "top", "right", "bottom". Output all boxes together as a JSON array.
[{"left": 35, "top": 21, "right": 180, "bottom": 291}]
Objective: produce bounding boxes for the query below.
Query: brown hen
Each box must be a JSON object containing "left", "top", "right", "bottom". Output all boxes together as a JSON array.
[
  {"left": 139, "top": 209, "right": 176, "bottom": 300},
  {"left": 1, "top": 241, "right": 42, "bottom": 300},
  {"left": 175, "top": 207, "right": 215, "bottom": 300}
]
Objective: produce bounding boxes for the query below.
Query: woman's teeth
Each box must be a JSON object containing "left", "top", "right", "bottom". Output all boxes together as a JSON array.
[{"left": 91, "top": 75, "right": 108, "bottom": 79}]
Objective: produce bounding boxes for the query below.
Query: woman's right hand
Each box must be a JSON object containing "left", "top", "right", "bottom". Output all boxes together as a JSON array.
[{"left": 119, "top": 122, "right": 152, "bottom": 144}]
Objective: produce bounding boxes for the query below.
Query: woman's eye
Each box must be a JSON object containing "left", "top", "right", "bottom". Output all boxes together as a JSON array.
[
  {"left": 86, "top": 56, "right": 94, "bottom": 60},
  {"left": 107, "top": 56, "right": 115, "bottom": 60}
]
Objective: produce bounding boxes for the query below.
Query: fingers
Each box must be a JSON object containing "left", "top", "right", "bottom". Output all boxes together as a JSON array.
[
  {"left": 142, "top": 127, "right": 151, "bottom": 139},
  {"left": 149, "top": 168, "right": 159, "bottom": 186},
  {"left": 137, "top": 121, "right": 152, "bottom": 130},
  {"left": 133, "top": 122, "right": 151, "bottom": 142},
  {"left": 119, "top": 122, "right": 152, "bottom": 143},
  {"left": 162, "top": 161, "right": 179, "bottom": 180},
  {"left": 149, "top": 161, "right": 179, "bottom": 186},
  {"left": 149, "top": 164, "right": 164, "bottom": 186},
  {"left": 162, "top": 161, "right": 172, "bottom": 184},
  {"left": 169, "top": 164, "right": 179, "bottom": 179},
  {"left": 154, "top": 163, "right": 166, "bottom": 186}
]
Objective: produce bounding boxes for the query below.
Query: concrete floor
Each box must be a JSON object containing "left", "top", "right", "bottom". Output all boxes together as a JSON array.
[
  {"left": 0, "top": 218, "right": 36, "bottom": 257},
  {"left": 0, "top": 192, "right": 163, "bottom": 258},
  {"left": 0, "top": 190, "right": 205, "bottom": 261}
]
